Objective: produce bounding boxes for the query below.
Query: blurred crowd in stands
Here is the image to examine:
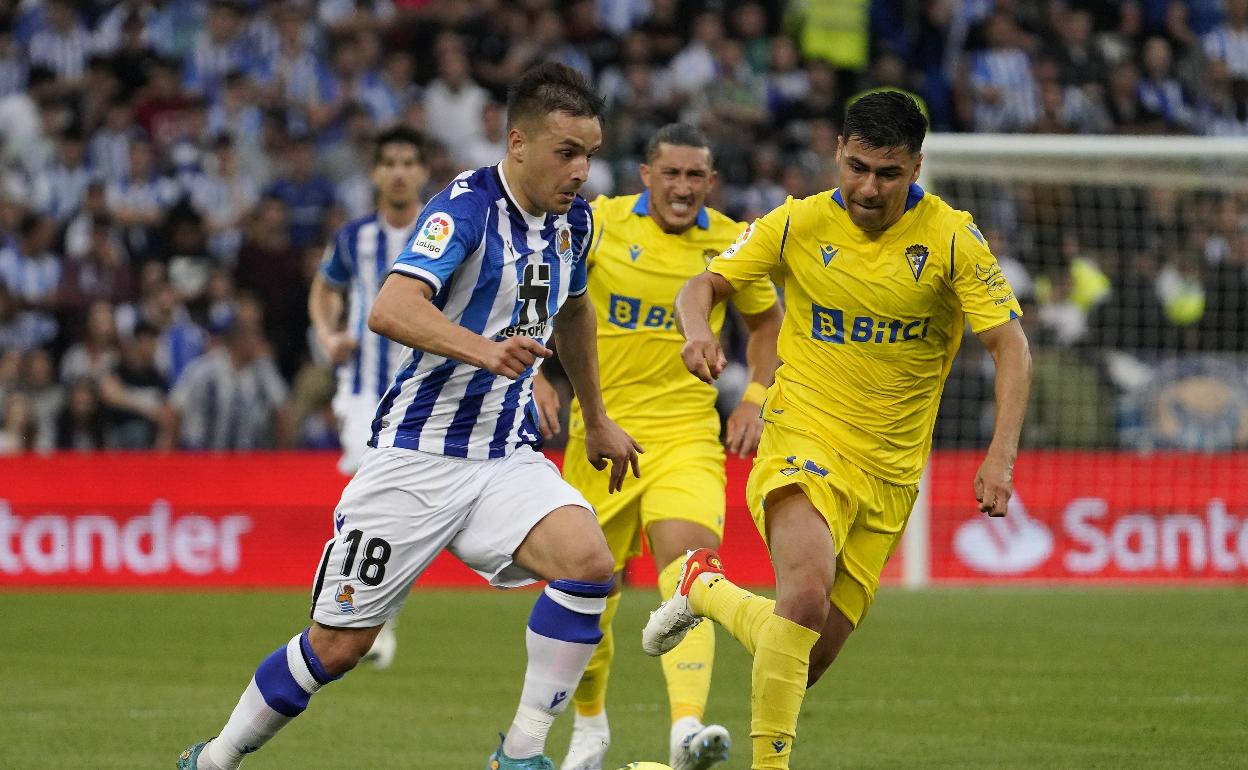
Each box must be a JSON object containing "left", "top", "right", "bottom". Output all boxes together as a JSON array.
[{"left": 0, "top": 0, "right": 1246, "bottom": 454}]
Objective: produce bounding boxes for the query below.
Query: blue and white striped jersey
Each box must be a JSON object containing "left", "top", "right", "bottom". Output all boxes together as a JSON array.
[
  {"left": 320, "top": 212, "right": 421, "bottom": 402},
  {"left": 371, "top": 163, "right": 592, "bottom": 460}
]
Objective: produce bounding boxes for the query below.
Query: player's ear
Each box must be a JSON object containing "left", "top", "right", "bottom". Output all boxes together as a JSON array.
[
  {"left": 639, "top": 163, "right": 651, "bottom": 188},
  {"left": 507, "top": 126, "right": 526, "bottom": 161},
  {"left": 911, "top": 151, "right": 923, "bottom": 183}
]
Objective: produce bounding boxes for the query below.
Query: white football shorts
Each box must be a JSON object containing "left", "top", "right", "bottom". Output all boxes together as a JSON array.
[
  {"left": 310, "top": 444, "right": 593, "bottom": 628},
  {"left": 331, "top": 392, "right": 379, "bottom": 476}
]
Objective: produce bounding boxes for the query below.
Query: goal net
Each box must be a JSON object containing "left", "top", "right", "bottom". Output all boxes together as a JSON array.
[{"left": 900, "top": 134, "right": 1248, "bottom": 587}]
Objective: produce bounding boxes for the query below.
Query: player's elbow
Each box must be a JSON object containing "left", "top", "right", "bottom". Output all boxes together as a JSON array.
[{"left": 367, "top": 302, "right": 395, "bottom": 338}]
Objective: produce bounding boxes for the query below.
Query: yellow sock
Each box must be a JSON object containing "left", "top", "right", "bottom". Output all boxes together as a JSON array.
[
  {"left": 657, "top": 556, "right": 715, "bottom": 723},
  {"left": 572, "top": 591, "right": 621, "bottom": 716},
  {"left": 692, "top": 574, "right": 775, "bottom": 657},
  {"left": 749, "top": 614, "right": 820, "bottom": 769}
]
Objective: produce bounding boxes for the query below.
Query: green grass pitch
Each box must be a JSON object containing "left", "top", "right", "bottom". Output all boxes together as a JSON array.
[{"left": 1, "top": 587, "right": 1244, "bottom": 768}]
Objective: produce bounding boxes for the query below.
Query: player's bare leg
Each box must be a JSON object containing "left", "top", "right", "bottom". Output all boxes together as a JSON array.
[
  {"left": 179, "top": 624, "right": 383, "bottom": 770},
  {"left": 806, "top": 605, "right": 854, "bottom": 687},
  {"left": 490, "top": 505, "right": 615, "bottom": 770},
  {"left": 648, "top": 519, "right": 732, "bottom": 770},
  {"left": 562, "top": 572, "right": 622, "bottom": 770}
]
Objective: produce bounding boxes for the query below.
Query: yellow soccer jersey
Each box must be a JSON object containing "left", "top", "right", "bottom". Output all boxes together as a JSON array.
[
  {"left": 569, "top": 192, "right": 778, "bottom": 440},
  {"left": 709, "top": 185, "right": 1022, "bottom": 484}
]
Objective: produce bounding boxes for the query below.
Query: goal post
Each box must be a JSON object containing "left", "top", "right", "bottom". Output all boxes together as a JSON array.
[{"left": 900, "top": 133, "right": 1248, "bottom": 588}]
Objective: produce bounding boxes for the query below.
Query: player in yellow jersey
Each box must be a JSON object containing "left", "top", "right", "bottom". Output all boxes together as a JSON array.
[
  {"left": 548, "top": 124, "right": 782, "bottom": 770},
  {"left": 642, "top": 92, "right": 1033, "bottom": 769}
]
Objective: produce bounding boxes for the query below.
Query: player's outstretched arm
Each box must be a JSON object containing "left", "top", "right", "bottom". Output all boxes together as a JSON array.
[
  {"left": 724, "top": 301, "right": 783, "bottom": 457},
  {"left": 674, "top": 270, "right": 737, "bottom": 383},
  {"left": 973, "top": 319, "right": 1033, "bottom": 516},
  {"left": 554, "top": 292, "right": 643, "bottom": 493},
  {"left": 369, "top": 273, "right": 551, "bottom": 379}
]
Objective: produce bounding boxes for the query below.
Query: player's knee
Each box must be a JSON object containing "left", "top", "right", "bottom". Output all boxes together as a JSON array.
[
  {"left": 308, "top": 626, "right": 378, "bottom": 676},
  {"left": 566, "top": 547, "right": 616, "bottom": 585},
  {"left": 775, "top": 582, "right": 831, "bottom": 631}
]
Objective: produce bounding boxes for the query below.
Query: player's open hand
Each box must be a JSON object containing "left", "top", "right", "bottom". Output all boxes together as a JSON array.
[
  {"left": 724, "top": 399, "right": 764, "bottom": 458},
  {"left": 531, "top": 371, "right": 561, "bottom": 439},
  {"left": 483, "top": 337, "right": 552, "bottom": 379},
  {"left": 681, "top": 335, "right": 727, "bottom": 384},
  {"left": 320, "top": 330, "right": 358, "bottom": 365},
  {"left": 584, "top": 416, "right": 644, "bottom": 494},
  {"left": 974, "top": 453, "right": 1014, "bottom": 517}
]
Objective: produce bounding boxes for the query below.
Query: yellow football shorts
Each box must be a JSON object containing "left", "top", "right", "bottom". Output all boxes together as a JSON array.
[
  {"left": 746, "top": 423, "right": 918, "bottom": 627},
  {"left": 563, "top": 432, "right": 726, "bottom": 571}
]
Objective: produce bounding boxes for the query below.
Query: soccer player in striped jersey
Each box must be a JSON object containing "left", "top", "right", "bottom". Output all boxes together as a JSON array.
[
  {"left": 307, "top": 124, "right": 428, "bottom": 669},
  {"left": 178, "top": 63, "right": 641, "bottom": 770}
]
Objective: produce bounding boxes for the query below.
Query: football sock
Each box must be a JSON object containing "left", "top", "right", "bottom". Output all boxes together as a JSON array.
[
  {"left": 205, "top": 629, "right": 340, "bottom": 770},
  {"left": 692, "top": 573, "right": 775, "bottom": 657},
  {"left": 749, "top": 615, "right": 820, "bottom": 770},
  {"left": 503, "top": 578, "right": 613, "bottom": 759},
  {"left": 572, "top": 591, "right": 621, "bottom": 717},
  {"left": 658, "top": 555, "right": 715, "bottom": 723}
]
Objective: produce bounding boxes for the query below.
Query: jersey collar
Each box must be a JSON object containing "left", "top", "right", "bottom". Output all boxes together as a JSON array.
[
  {"left": 494, "top": 162, "right": 548, "bottom": 229},
  {"left": 831, "top": 183, "right": 925, "bottom": 212},
  {"left": 632, "top": 190, "right": 711, "bottom": 230}
]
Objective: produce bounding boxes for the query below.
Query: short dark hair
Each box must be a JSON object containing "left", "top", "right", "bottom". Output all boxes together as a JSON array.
[
  {"left": 506, "top": 62, "right": 604, "bottom": 130},
  {"left": 842, "top": 91, "right": 927, "bottom": 155},
  {"left": 645, "top": 123, "right": 714, "bottom": 166},
  {"left": 372, "top": 125, "right": 426, "bottom": 166}
]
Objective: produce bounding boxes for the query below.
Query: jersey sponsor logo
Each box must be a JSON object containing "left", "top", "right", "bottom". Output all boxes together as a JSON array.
[
  {"left": 336, "top": 582, "right": 357, "bottom": 613},
  {"left": 905, "top": 243, "right": 929, "bottom": 281},
  {"left": 820, "top": 244, "right": 839, "bottom": 266},
  {"left": 629, "top": 243, "right": 643, "bottom": 262},
  {"left": 496, "top": 320, "right": 550, "bottom": 339},
  {"left": 607, "top": 293, "right": 676, "bottom": 330},
  {"left": 975, "top": 263, "right": 1015, "bottom": 305},
  {"left": 720, "top": 222, "right": 754, "bottom": 258},
  {"left": 556, "top": 224, "right": 574, "bottom": 263},
  {"left": 517, "top": 262, "right": 552, "bottom": 325},
  {"left": 811, "top": 304, "right": 930, "bottom": 344},
  {"left": 411, "top": 212, "right": 454, "bottom": 257}
]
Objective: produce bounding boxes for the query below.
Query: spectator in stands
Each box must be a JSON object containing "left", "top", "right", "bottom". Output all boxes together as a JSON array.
[
  {"left": 169, "top": 316, "right": 293, "bottom": 450},
  {"left": 0, "top": 389, "right": 37, "bottom": 454},
  {"left": 423, "top": 43, "right": 489, "bottom": 152},
  {"left": 234, "top": 196, "right": 305, "bottom": 379},
  {"left": 263, "top": 134, "right": 337, "bottom": 248},
  {"left": 60, "top": 299, "right": 121, "bottom": 383},
  {"left": 183, "top": 0, "right": 248, "bottom": 98},
  {"left": 669, "top": 12, "right": 722, "bottom": 98},
  {"left": 964, "top": 12, "right": 1039, "bottom": 132},
  {"left": 55, "top": 377, "right": 109, "bottom": 450},
  {"left": 1053, "top": 8, "right": 1109, "bottom": 89},
  {"left": 1137, "top": 36, "right": 1196, "bottom": 132},
  {"left": 1203, "top": 0, "right": 1248, "bottom": 84},
  {"left": 99, "top": 320, "right": 175, "bottom": 449},
  {"left": 20, "top": 348, "right": 61, "bottom": 451},
  {"left": 27, "top": 0, "right": 91, "bottom": 88},
  {"left": 458, "top": 99, "right": 508, "bottom": 171},
  {"left": 43, "top": 128, "right": 93, "bottom": 224}
]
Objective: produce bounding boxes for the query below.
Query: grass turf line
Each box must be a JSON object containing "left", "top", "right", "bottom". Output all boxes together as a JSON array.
[{"left": 0, "top": 588, "right": 1243, "bottom": 768}]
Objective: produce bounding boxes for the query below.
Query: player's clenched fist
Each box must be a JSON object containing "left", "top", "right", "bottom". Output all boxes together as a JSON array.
[
  {"left": 681, "top": 335, "right": 727, "bottom": 384},
  {"left": 482, "top": 337, "right": 552, "bottom": 379}
]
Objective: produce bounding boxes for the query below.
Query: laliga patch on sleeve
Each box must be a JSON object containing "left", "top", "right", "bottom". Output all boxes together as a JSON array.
[
  {"left": 720, "top": 221, "right": 754, "bottom": 259},
  {"left": 410, "top": 212, "right": 455, "bottom": 258}
]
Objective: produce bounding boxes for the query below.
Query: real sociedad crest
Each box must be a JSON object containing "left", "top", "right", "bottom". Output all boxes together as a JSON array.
[
  {"left": 556, "top": 225, "right": 574, "bottom": 263},
  {"left": 905, "top": 243, "right": 929, "bottom": 281}
]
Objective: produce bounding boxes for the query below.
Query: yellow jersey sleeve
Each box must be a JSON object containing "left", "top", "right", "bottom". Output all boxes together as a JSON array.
[
  {"left": 707, "top": 198, "right": 791, "bottom": 291},
  {"left": 587, "top": 195, "right": 609, "bottom": 268},
  {"left": 950, "top": 218, "right": 1023, "bottom": 333}
]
